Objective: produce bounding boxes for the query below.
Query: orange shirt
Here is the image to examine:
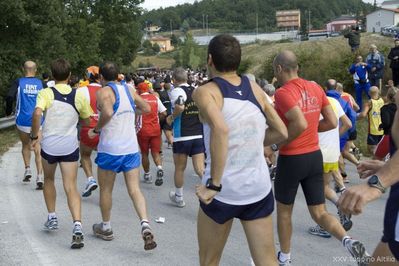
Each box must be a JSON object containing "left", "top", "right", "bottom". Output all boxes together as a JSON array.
[{"left": 275, "top": 78, "right": 330, "bottom": 156}]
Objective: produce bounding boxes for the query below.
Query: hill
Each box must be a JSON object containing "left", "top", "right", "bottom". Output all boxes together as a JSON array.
[{"left": 142, "top": 0, "right": 374, "bottom": 33}]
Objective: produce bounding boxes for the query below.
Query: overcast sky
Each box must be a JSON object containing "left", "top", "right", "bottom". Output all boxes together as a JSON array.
[{"left": 141, "top": 0, "right": 380, "bottom": 11}]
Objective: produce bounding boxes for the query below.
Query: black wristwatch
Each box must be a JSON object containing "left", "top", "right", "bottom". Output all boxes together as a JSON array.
[
  {"left": 271, "top": 144, "right": 278, "bottom": 152},
  {"left": 206, "top": 178, "right": 222, "bottom": 192},
  {"left": 367, "top": 174, "right": 386, "bottom": 194},
  {"left": 93, "top": 128, "right": 101, "bottom": 134},
  {"left": 29, "top": 133, "right": 38, "bottom": 140}
]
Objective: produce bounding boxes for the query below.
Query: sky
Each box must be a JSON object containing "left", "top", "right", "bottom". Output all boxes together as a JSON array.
[{"left": 141, "top": 0, "right": 380, "bottom": 11}]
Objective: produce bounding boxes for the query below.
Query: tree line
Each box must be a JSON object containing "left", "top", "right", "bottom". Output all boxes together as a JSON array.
[{"left": 0, "top": 0, "right": 143, "bottom": 103}]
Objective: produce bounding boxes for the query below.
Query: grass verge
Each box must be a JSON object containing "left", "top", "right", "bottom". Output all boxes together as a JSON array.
[{"left": 0, "top": 127, "right": 19, "bottom": 156}]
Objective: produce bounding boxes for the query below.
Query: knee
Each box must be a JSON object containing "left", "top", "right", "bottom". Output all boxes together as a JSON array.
[{"left": 310, "top": 208, "right": 328, "bottom": 223}]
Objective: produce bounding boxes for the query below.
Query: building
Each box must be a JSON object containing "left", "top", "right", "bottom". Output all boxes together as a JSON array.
[
  {"left": 149, "top": 36, "right": 174, "bottom": 52},
  {"left": 366, "top": 8, "right": 399, "bottom": 32},
  {"left": 326, "top": 15, "right": 357, "bottom": 33},
  {"left": 276, "top": 10, "right": 301, "bottom": 30},
  {"left": 382, "top": 0, "right": 399, "bottom": 9}
]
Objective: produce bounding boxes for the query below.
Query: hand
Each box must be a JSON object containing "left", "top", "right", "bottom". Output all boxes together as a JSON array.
[
  {"left": 175, "top": 104, "right": 185, "bottom": 113},
  {"left": 30, "top": 139, "right": 39, "bottom": 150},
  {"left": 371, "top": 67, "right": 376, "bottom": 72},
  {"left": 88, "top": 128, "right": 98, "bottom": 139},
  {"left": 357, "top": 160, "right": 385, "bottom": 179},
  {"left": 394, "top": 56, "right": 399, "bottom": 60},
  {"left": 196, "top": 184, "right": 218, "bottom": 205},
  {"left": 166, "top": 115, "right": 173, "bottom": 126},
  {"left": 338, "top": 183, "right": 382, "bottom": 216},
  {"left": 272, "top": 77, "right": 277, "bottom": 84}
]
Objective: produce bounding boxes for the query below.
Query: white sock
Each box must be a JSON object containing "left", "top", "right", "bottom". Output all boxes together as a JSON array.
[
  {"left": 175, "top": 187, "right": 183, "bottom": 200},
  {"left": 73, "top": 221, "right": 82, "bottom": 229},
  {"left": 342, "top": 236, "right": 351, "bottom": 247},
  {"left": 102, "top": 221, "right": 111, "bottom": 231},
  {"left": 48, "top": 212, "right": 57, "bottom": 219},
  {"left": 279, "top": 252, "right": 291, "bottom": 262},
  {"left": 88, "top": 176, "right": 95, "bottom": 181},
  {"left": 157, "top": 165, "right": 162, "bottom": 170},
  {"left": 140, "top": 219, "right": 150, "bottom": 229}
]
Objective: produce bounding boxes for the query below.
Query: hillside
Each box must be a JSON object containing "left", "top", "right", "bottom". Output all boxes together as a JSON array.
[{"left": 142, "top": 0, "right": 374, "bottom": 33}]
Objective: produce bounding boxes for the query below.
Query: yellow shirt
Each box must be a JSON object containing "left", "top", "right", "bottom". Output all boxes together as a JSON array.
[
  {"left": 368, "top": 98, "right": 384, "bottom": 136},
  {"left": 36, "top": 84, "right": 93, "bottom": 119}
]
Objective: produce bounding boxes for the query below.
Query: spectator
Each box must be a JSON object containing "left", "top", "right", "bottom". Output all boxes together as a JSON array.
[
  {"left": 366, "top": 44, "right": 385, "bottom": 90},
  {"left": 349, "top": 55, "right": 371, "bottom": 111},
  {"left": 388, "top": 39, "right": 399, "bottom": 86},
  {"left": 344, "top": 26, "right": 361, "bottom": 53}
]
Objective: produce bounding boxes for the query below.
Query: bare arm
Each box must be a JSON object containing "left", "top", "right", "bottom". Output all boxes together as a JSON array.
[
  {"left": 30, "top": 107, "right": 43, "bottom": 149},
  {"left": 132, "top": 91, "right": 151, "bottom": 114},
  {"left": 357, "top": 101, "right": 370, "bottom": 120},
  {"left": 339, "top": 114, "right": 352, "bottom": 136},
  {"left": 262, "top": 94, "right": 288, "bottom": 146},
  {"left": 94, "top": 87, "right": 115, "bottom": 131},
  {"left": 279, "top": 106, "right": 307, "bottom": 147},
  {"left": 350, "top": 95, "right": 360, "bottom": 112},
  {"left": 318, "top": 105, "right": 337, "bottom": 132}
]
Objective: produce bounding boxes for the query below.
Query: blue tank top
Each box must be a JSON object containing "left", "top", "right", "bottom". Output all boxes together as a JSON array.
[{"left": 15, "top": 77, "right": 44, "bottom": 127}]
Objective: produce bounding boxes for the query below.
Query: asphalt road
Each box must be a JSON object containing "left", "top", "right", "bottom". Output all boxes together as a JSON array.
[{"left": 0, "top": 142, "right": 389, "bottom": 266}]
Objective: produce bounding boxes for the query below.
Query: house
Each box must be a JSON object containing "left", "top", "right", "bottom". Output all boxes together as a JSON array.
[
  {"left": 276, "top": 10, "right": 301, "bottom": 30},
  {"left": 149, "top": 36, "right": 174, "bottom": 52},
  {"left": 366, "top": 8, "right": 399, "bottom": 32},
  {"left": 382, "top": 0, "right": 399, "bottom": 9},
  {"left": 326, "top": 15, "right": 358, "bottom": 33}
]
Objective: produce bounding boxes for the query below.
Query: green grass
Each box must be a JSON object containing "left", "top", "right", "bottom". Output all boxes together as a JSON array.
[
  {"left": 0, "top": 127, "right": 19, "bottom": 155},
  {"left": 354, "top": 118, "right": 371, "bottom": 158}
]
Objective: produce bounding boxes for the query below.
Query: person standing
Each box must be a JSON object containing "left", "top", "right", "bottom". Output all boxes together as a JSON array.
[
  {"left": 90, "top": 62, "right": 157, "bottom": 251},
  {"left": 194, "top": 34, "right": 288, "bottom": 266},
  {"left": 344, "top": 26, "right": 361, "bottom": 53},
  {"left": 349, "top": 55, "right": 371, "bottom": 111},
  {"left": 366, "top": 44, "right": 385, "bottom": 90},
  {"left": 388, "top": 39, "right": 399, "bottom": 86},
  {"left": 31, "top": 59, "right": 93, "bottom": 249},
  {"left": 6, "top": 61, "right": 44, "bottom": 189}
]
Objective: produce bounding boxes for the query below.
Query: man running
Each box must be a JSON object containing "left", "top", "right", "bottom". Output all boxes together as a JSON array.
[
  {"left": 194, "top": 34, "right": 288, "bottom": 266},
  {"left": 136, "top": 81, "right": 167, "bottom": 185},
  {"left": 31, "top": 59, "right": 92, "bottom": 249},
  {"left": 273, "top": 50, "right": 370, "bottom": 265},
  {"left": 78, "top": 66, "right": 101, "bottom": 197},
  {"left": 153, "top": 80, "right": 173, "bottom": 147},
  {"left": 6, "top": 61, "right": 44, "bottom": 189},
  {"left": 90, "top": 62, "right": 156, "bottom": 251},
  {"left": 167, "top": 67, "right": 205, "bottom": 208}
]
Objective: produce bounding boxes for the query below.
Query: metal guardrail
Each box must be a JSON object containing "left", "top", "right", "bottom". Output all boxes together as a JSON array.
[{"left": 0, "top": 116, "right": 15, "bottom": 130}]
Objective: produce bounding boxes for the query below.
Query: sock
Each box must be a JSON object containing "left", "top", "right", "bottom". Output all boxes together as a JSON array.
[
  {"left": 26, "top": 166, "right": 30, "bottom": 169},
  {"left": 102, "top": 221, "right": 111, "bottom": 231},
  {"left": 74, "top": 220, "right": 82, "bottom": 226},
  {"left": 88, "top": 176, "right": 95, "bottom": 181},
  {"left": 145, "top": 171, "right": 150, "bottom": 175},
  {"left": 279, "top": 252, "right": 291, "bottom": 262},
  {"left": 342, "top": 236, "right": 351, "bottom": 247},
  {"left": 140, "top": 219, "right": 150, "bottom": 229},
  {"left": 48, "top": 212, "right": 57, "bottom": 219},
  {"left": 157, "top": 165, "right": 162, "bottom": 170},
  {"left": 175, "top": 187, "right": 183, "bottom": 200}
]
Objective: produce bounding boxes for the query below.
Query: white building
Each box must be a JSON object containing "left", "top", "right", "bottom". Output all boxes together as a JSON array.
[
  {"left": 382, "top": 0, "right": 399, "bottom": 9},
  {"left": 366, "top": 8, "right": 399, "bottom": 32}
]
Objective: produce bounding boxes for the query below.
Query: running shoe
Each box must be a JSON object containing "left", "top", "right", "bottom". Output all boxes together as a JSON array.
[
  {"left": 36, "top": 175, "right": 44, "bottom": 190},
  {"left": 155, "top": 169, "right": 164, "bottom": 186},
  {"left": 44, "top": 217, "right": 59, "bottom": 230},
  {"left": 308, "top": 225, "right": 331, "bottom": 238},
  {"left": 169, "top": 191, "right": 186, "bottom": 208},
  {"left": 341, "top": 172, "right": 348, "bottom": 178},
  {"left": 344, "top": 238, "right": 372, "bottom": 266},
  {"left": 352, "top": 147, "right": 361, "bottom": 161},
  {"left": 167, "top": 143, "right": 172, "bottom": 149},
  {"left": 277, "top": 251, "right": 291, "bottom": 266},
  {"left": 82, "top": 179, "right": 98, "bottom": 197},
  {"left": 141, "top": 225, "right": 157, "bottom": 250},
  {"left": 92, "top": 223, "right": 114, "bottom": 241},
  {"left": 338, "top": 210, "right": 353, "bottom": 231},
  {"left": 71, "top": 223, "right": 84, "bottom": 249},
  {"left": 23, "top": 168, "right": 32, "bottom": 182},
  {"left": 144, "top": 173, "right": 152, "bottom": 184},
  {"left": 343, "top": 177, "right": 350, "bottom": 184}
]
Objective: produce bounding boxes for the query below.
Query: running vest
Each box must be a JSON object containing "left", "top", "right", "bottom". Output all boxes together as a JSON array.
[
  {"left": 41, "top": 87, "right": 79, "bottom": 156},
  {"left": 341, "top": 92, "right": 354, "bottom": 109},
  {"left": 173, "top": 85, "right": 203, "bottom": 141},
  {"left": 202, "top": 76, "right": 271, "bottom": 205},
  {"left": 97, "top": 83, "right": 139, "bottom": 156},
  {"left": 138, "top": 93, "right": 161, "bottom": 137},
  {"left": 369, "top": 98, "right": 384, "bottom": 135},
  {"left": 16, "top": 77, "right": 44, "bottom": 127},
  {"left": 79, "top": 83, "right": 101, "bottom": 128},
  {"left": 157, "top": 89, "right": 171, "bottom": 115}
]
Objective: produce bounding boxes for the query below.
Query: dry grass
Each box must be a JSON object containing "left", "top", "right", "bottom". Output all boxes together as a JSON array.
[
  {"left": 132, "top": 54, "right": 175, "bottom": 69},
  {"left": 0, "top": 127, "right": 19, "bottom": 155}
]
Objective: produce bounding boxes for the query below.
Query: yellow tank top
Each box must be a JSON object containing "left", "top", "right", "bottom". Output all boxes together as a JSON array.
[{"left": 368, "top": 98, "right": 384, "bottom": 135}]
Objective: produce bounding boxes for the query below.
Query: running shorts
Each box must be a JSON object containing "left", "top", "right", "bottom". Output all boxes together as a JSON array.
[
  {"left": 137, "top": 134, "right": 161, "bottom": 154},
  {"left": 95, "top": 152, "right": 141, "bottom": 173},
  {"left": 173, "top": 138, "right": 205, "bottom": 156},
  {"left": 274, "top": 150, "right": 325, "bottom": 206},
  {"left": 80, "top": 127, "right": 99, "bottom": 149},
  {"left": 374, "top": 135, "right": 390, "bottom": 160},
  {"left": 381, "top": 182, "right": 399, "bottom": 260},
  {"left": 200, "top": 190, "right": 274, "bottom": 224},
  {"left": 41, "top": 148, "right": 79, "bottom": 164},
  {"left": 323, "top": 162, "right": 339, "bottom": 174},
  {"left": 367, "top": 134, "right": 383, "bottom": 146}
]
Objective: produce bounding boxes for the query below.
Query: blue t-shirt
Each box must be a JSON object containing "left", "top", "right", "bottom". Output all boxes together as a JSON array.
[{"left": 15, "top": 77, "right": 44, "bottom": 127}]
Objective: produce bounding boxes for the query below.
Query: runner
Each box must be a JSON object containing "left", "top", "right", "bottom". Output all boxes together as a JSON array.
[
  {"left": 167, "top": 67, "right": 205, "bottom": 208},
  {"left": 273, "top": 50, "right": 370, "bottom": 265},
  {"left": 193, "top": 34, "right": 288, "bottom": 266},
  {"left": 153, "top": 80, "right": 173, "bottom": 147},
  {"left": 78, "top": 66, "right": 101, "bottom": 197},
  {"left": 5, "top": 61, "right": 44, "bottom": 189},
  {"left": 136, "top": 81, "right": 167, "bottom": 186},
  {"left": 31, "top": 59, "right": 92, "bottom": 249},
  {"left": 90, "top": 62, "right": 156, "bottom": 251}
]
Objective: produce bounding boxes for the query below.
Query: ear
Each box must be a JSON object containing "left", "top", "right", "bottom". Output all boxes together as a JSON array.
[{"left": 207, "top": 54, "right": 213, "bottom": 66}]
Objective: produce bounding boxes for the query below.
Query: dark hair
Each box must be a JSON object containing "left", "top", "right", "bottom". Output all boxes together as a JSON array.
[
  {"left": 68, "top": 75, "right": 80, "bottom": 88},
  {"left": 99, "top": 62, "right": 119, "bottom": 81},
  {"left": 208, "top": 34, "right": 241, "bottom": 72},
  {"left": 50, "top": 59, "right": 71, "bottom": 81},
  {"left": 42, "top": 73, "right": 49, "bottom": 80}
]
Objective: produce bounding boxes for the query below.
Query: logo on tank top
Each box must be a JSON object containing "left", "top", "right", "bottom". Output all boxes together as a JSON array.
[
  {"left": 235, "top": 91, "right": 243, "bottom": 96},
  {"left": 298, "top": 91, "right": 320, "bottom": 114},
  {"left": 23, "top": 84, "right": 39, "bottom": 95}
]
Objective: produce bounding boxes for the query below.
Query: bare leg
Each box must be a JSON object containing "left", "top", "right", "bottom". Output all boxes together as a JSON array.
[
  {"left": 151, "top": 151, "right": 162, "bottom": 167},
  {"left": 124, "top": 167, "right": 149, "bottom": 221},
  {"left": 80, "top": 144, "right": 93, "bottom": 179},
  {"left": 192, "top": 153, "right": 205, "bottom": 178},
  {"left": 60, "top": 161, "right": 81, "bottom": 221},
  {"left": 370, "top": 241, "right": 398, "bottom": 266},
  {"left": 97, "top": 168, "right": 116, "bottom": 222},
  {"left": 173, "top": 153, "right": 188, "bottom": 188},
  {"left": 197, "top": 208, "right": 233, "bottom": 266},
  {"left": 141, "top": 152, "right": 150, "bottom": 173},
  {"left": 19, "top": 131, "right": 31, "bottom": 168},
  {"left": 308, "top": 204, "right": 346, "bottom": 240},
  {"left": 42, "top": 159, "right": 57, "bottom": 212},
  {"left": 277, "top": 202, "right": 294, "bottom": 253},
  {"left": 33, "top": 131, "right": 43, "bottom": 176},
  {"left": 164, "top": 129, "right": 173, "bottom": 145}
]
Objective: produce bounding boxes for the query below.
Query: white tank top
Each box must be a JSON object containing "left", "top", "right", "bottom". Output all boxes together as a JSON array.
[
  {"left": 97, "top": 83, "right": 139, "bottom": 156},
  {"left": 202, "top": 76, "right": 271, "bottom": 205}
]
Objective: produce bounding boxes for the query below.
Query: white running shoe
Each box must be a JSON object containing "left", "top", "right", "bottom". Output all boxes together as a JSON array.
[{"left": 169, "top": 191, "right": 185, "bottom": 208}]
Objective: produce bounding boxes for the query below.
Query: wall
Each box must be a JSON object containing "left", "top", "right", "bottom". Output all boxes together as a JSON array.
[{"left": 367, "top": 9, "right": 395, "bottom": 32}]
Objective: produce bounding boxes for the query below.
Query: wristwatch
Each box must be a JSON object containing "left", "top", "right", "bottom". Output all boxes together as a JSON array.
[
  {"left": 93, "top": 128, "right": 101, "bottom": 134},
  {"left": 367, "top": 174, "right": 386, "bottom": 194},
  {"left": 206, "top": 178, "right": 222, "bottom": 192},
  {"left": 271, "top": 144, "right": 278, "bottom": 152},
  {"left": 29, "top": 132, "right": 38, "bottom": 140}
]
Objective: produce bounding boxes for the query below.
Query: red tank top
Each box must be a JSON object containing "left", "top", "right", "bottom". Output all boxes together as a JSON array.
[
  {"left": 341, "top": 92, "right": 353, "bottom": 109},
  {"left": 84, "top": 84, "right": 101, "bottom": 128},
  {"left": 138, "top": 93, "right": 161, "bottom": 137}
]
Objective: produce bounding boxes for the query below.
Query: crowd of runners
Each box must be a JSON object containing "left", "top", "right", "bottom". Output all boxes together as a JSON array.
[{"left": 3, "top": 34, "right": 399, "bottom": 265}]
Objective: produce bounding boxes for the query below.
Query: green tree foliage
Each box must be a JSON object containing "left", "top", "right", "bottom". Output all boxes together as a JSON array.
[
  {"left": 174, "top": 33, "right": 206, "bottom": 69},
  {"left": 142, "top": 0, "right": 373, "bottom": 33},
  {"left": 0, "top": 0, "right": 143, "bottom": 104}
]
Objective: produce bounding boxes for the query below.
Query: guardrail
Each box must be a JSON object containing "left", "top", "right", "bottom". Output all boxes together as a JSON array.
[{"left": 0, "top": 116, "right": 15, "bottom": 130}]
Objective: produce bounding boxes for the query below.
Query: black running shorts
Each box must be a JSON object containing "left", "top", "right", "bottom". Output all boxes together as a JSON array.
[
  {"left": 274, "top": 150, "right": 325, "bottom": 206},
  {"left": 381, "top": 182, "right": 399, "bottom": 260},
  {"left": 41, "top": 148, "right": 79, "bottom": 164}
]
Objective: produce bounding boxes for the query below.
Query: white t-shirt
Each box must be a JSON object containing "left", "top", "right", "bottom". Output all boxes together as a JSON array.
[
  {"left": 318, "top": 97, "right": 345, "bottom": 163},
  {"left": 169, "top": 84, "right": 188, "bottom": 108}
]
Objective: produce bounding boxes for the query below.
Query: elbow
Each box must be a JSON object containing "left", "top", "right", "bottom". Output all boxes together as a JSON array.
[
  {"left": 280, "top": 127, "right": 289, "bottom": 142},
  {"left": 142, "top": 104, "right": 151, "bottom": 114},
  {"left": 212, "top": 124, "right": 229, "bottom": 137},
  {"left": 329, "top": 119, "right": 338, "bottom": 130}
]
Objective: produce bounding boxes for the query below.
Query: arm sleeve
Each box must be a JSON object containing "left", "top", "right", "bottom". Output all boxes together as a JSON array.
[
  {"left": 157, "top": 97, "right": 167, "bottom": 113},
  {"left": 169, "top": 88, "right": 187, "bottom": 107},
  {"left": 349, "top": 65, "right": 355, "bottom": 74},
  {"left": 388, "top": 49, "right": 393, "bottom": 60},
  {"left": 320, "top": 91, "right": 330, "bottom": 108},
  {"left": 274, "top": 89, "right": 296, "bottom": 115},
  {"left": 35, "top": 89, "right": 51, "bottom": 111},
  {"left": 5, "top": 79, "right": 19, "bottom": 116},
  {"left": 75, "top": 90, "right": 93, "bottom": 119}
]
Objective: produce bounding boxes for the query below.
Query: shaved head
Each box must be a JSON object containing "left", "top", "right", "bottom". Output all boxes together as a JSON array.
[
  {"left": 24, "top": 61, "right": 37, "bottom": 76},
  {"left": 273, "top": 50, "right": 298, "bottom": 72}
]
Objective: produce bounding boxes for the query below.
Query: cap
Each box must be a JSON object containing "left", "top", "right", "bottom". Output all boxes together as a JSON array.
[{"left": 137, "top": 82, "right": 149, "bottom": 94}]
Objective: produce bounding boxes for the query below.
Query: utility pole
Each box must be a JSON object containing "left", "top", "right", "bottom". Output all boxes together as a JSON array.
[
  {"left": 170, "top": 19, "right": 173, "bottom": 36},
  {"left": 256, "top": 13, "right": 258, "bottom": 39},
  {"left": 308, "top": 10, "right": 311, "bottom": 34},
  {"left": 202, "top": 14, "right": 205, "bottom": 33}
]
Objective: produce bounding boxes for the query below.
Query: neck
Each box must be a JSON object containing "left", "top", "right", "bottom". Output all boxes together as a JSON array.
[
  {"left": 281, "top": 72, "right": 299, "bottom": 85},
  {"left": 211, "top": 70, "right": 237, "bottom": 79},
  {"left": 55, "top": 80, "right": 68, "bottom": 85}
]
